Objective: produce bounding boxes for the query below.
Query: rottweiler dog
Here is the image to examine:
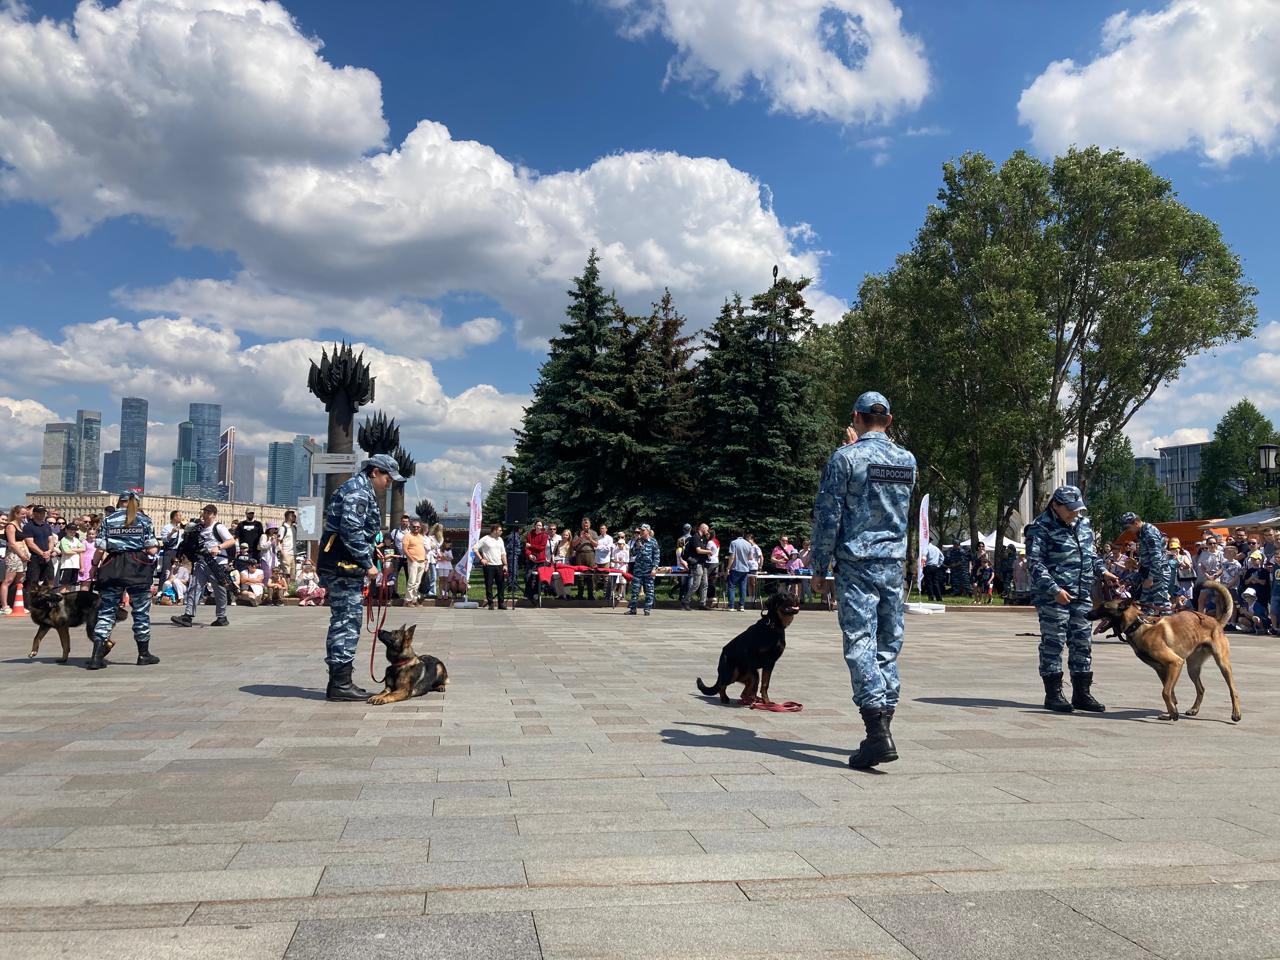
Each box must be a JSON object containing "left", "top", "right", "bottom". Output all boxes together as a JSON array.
[
  {"left": 697, "top": 592, "right": 799, "bottom": 704},
  {"left": 27, "top": 586, "right": 104, "bottom": 664},
  {"left": 367, "top": 624, "right": 449, "bottom": 705},
  {"left": 1087, "top": 580, "right": 1242, "bottom": 722}
]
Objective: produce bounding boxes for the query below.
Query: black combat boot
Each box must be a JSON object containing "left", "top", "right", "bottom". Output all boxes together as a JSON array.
[
  {"left": 848, "top": 706, "right": 898, "bottom": 769},
  {"left": 170, "top": 613, "right": 193, "bottom": 627},
  {"left": 1070, "top": 672, "right": 1106, "bottom": 712},
  {"left": 86, "top": 640, "right": 108, "bottom": 670},
  {"left": 1042, "top": 673, "right": 1073, "bottom": 713},
  {"left": 326, "top": 662, "right": 369, "bottom": 702},
  {"left": 136, "top": 642, "right": 159, "bottom": 666}
]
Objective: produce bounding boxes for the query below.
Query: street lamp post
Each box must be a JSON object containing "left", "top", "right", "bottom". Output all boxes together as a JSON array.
[{"left": 1258, "top": 444, "right": 1279, "bottom": 505}]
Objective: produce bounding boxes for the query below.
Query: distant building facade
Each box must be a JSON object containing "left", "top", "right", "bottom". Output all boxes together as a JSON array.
[
  {"left": 119, "top": 397, "right": 149, "bottom": 490},
  {"left": 40, "top": 422, "right": 75, "bottom": 492},
  {"left": 188, "top": 403, "right": 222, "bottom": 486},
  {"left": 1157, "top": 442, "right": 1206, "bottom": 521},
  {"left": 266, "top": 442, "right": 297, "bottom": 506},
  {"left": 101, "top": 450, "right": 122, "bottom": 494},
  {"left": 170, "top": 458, "right": 198, "bottom": 496},
  {"left": 233, "top": 453, "right": 256, "bottom": 504}
]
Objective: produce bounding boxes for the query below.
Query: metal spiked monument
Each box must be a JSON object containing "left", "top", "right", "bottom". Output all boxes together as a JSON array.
[{"left": 306, "top": 342, "right": 376, "bottom": 503}]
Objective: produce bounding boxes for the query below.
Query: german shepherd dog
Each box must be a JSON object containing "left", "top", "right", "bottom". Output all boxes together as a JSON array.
[
  {"left": 1086, "top": 580, "right": 1242, "bottom": 722},
  {"left": 27, "top": 586, "right": 103, "bottom": 664},
  {"left": 697, "top": 592, "right": 799, "bottom": 704},
  {"left": 367, "top": 624, "right": 449, "bottom": 705}
]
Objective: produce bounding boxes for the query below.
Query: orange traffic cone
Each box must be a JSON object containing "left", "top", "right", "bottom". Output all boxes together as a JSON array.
[{"left": 10, "top": 583, "right": 26, "bottom": 617}]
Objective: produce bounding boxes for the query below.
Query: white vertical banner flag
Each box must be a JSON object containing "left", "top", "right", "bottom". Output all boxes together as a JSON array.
[
  {"left": 917, "top": 493, "right": 930, "bottom": 591},
  {"left": 460, "top": 482, "right": 483, "bottom": 582}
]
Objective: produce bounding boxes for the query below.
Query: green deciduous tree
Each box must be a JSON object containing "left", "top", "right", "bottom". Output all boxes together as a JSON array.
[
  {"left": 1084, "top": 434, "right": 1173, "bottom": 542},
  {"left": 1199, "top": 400, "right": 1278, "bottom": 518}
]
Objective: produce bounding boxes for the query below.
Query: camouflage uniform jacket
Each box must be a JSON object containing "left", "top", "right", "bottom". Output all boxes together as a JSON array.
[
  {"left": 630, "top": 538, "right": 661, "bottom": 577},
  {"left": 95, "top": 508, "right": 158, "bottom": 554},
  {"left": 1026, "top": 507, "right": 1107, "bottom": 603},
  {"left": 810, "top": 432, "right": 917, "bottom": 572},
  {"left": 323, "top": 472, "right": 380, "bottom": 572},
  {"left": 1136, "top": 522, "right": 1167, "bottom": 580}
]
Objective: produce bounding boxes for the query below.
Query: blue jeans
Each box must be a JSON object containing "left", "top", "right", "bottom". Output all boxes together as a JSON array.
[{"left": 727, "top": 570, "right": 748, "bottom": 609}]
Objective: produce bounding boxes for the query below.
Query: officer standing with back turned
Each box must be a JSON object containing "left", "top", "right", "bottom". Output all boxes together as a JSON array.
[
  {"left": 88, "top": 491, "right": 161, "bottom": 670},
  {"left": 810, "top": 392, "right": 916, "bottom": 770},
  {"left": 317, "top": 453, "right": 403, "bottom": 701}
]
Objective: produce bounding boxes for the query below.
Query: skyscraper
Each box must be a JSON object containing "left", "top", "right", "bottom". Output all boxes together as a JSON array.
[
  {"left": 118, "top": 397, "right": 148, "bottom": 490},
  {"left": 101, "top": 450, "right": 122, "bottom": 493},
  {"left": 217, "top": 426, "right": 236, "bottom": 491},
  {"left": 71, "top": 409, "right": 101, "bottom": 492},
  {"left": 170, "top": 459, "right": 198, "bottom": 496},
  {"left": 293, "top": 435, "right": 320, "bottom": 503},
  {"left": 233, "top": 453, "right": 256, "bottom": 503},
  {"left": 188, "top": 403, "right": 221, "bottom": 485},
  {"left": 176, "top": 420, "right": 195, "bottom": 460},
  {"left": 40, "top": 423, "right": 74, "bottom": 492},
  {"left": 266, "top": 442, "right": 297, "bottom": 506}
]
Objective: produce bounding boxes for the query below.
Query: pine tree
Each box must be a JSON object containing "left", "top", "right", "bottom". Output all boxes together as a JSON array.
[
  {"left": 692, "top": 274, "right": 823, "bottom": 544},
  {"left": 483, "top": 465, "right": 512, "bottom": 527}
]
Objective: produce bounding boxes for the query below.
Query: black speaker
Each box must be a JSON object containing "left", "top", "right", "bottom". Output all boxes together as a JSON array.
[{"left": 505, "top": 491, "right": 529, "bottom": 525}]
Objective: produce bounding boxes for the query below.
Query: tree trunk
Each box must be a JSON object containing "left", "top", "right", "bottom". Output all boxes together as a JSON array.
[{"left": 325, "top": 389, "right": 354, "bottom": 504}]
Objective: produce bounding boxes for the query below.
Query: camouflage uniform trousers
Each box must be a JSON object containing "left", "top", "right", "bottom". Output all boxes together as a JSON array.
[
  {"left": 323, "top": 575, "right": 366, "bottom": 667},
  {"left": 1138, "top": 579, "right": 1172, "bottom": 614},
  {"left": 92, "top": 585, "right": 151, "bottom": 646},
  {"left": 1035, "top": 598, "right": 1093, "bottom": 677},
  {"left": 628, "top": 574, "right": 655, "bottom": 612},
  {"left": 836, "top": 560, "right": 905, "bottom": 710}
]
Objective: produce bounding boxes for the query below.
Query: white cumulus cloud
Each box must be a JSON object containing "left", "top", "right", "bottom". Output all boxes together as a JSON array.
[
  {"left": 604, "top": 0, "right": 929, "bottom": 125},
  {"left": 0, "top": 0, "right": 841, "bottom": 346},
  {"left": 1019, "top": 0, "right": 1280, "bottom": 164}
]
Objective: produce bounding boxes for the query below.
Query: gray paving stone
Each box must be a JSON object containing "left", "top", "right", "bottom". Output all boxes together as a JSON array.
[
  {"left": 858, "top": 819, "right": 1114, "bottom": 848},
  {"left": 856, "top": 890, "right": 1160, "bottom": 960},
  {"left": 0, "top": 841, "right": 241, "bottom": 875},
  {"left": 534, "top": 898, "right": 915, "bottom": 959},
  {"left": 430, "top": 829, "right": 702, "bottom": 862},
  {"left": 692, "top": 824, "right": 876, "bottom": 854},
  {"left": 191, "top": 892, "right": 425, "bottom": 925},
  {"left": 525, "top": 851, "right": 819, "bottom": 885},
  {"left": 1, "top": 921, "right": 298, "bottom": 959},
  {"left": 54, "top": 817, "right": 348, "bottom": 849},
  {"left": 340, "top": 815, "right": 519, "bottom": 841},
  {"left": 0, "top": 866, "right": 322, "bottom": 907},
  {"left": 0, "top": 902, "right": 198, "bottom": 932},
  {"left": 1081, "top": 816, "right": 1269, "bottom": 844},
  {"left": 899, "top": 800, "right": 1132, "bottom": 824},
  {"left": 316, "top": 859, "right": 527, "bottom": 895},
  {"left": 1054, "top": 880, "right": 1280, "bottom": 959},
  {"left": 799, "top": 844, "right": 999, "bottom": 878},
  {"left": 0, "top": 826, "right": 72, "bottom": 849},
  {"left": 967, "top": 840, "right": 1246, "bottom": 870},
  {"left": 426, "top": 880, "right": 747, "bottom": 914},
  {"left": 285, "top": 912, "right": 540, "bottom": 960}
]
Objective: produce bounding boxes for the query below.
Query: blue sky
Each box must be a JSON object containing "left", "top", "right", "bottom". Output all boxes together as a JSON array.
[{"left": 1, "top": 0, "right": 1277, "bottom": 509}]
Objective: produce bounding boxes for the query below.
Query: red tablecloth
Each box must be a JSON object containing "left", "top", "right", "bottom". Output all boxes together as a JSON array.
[{"left": 536, "top": 564, "right": 632, "bottom": 587}]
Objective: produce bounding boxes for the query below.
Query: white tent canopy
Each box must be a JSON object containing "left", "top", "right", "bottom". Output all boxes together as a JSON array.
[{"left": 956, "top": 531, "right": 1026, "bottom": 553}]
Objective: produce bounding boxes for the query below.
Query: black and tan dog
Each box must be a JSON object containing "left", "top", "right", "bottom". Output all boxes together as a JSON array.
[
  {"left": 697, "top": 592, "right": 798, "bottom": 704},
  {"left": 367, "top": 624, "right": 448, "bottom": 705},
  {"left": 1087, "top": 580, "right": 1242, "bottom": 722},
  {"left": 27, "top": 585, "right": 104, "bottom": 664}
]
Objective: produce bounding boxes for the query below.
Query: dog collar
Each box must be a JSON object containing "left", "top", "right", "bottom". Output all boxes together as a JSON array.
[{"left": 1122, "top": 619, "right": 1145, "bottom": 640}]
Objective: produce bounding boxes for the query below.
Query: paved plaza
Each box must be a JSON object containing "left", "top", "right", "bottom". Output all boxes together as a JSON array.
[{"left": 1, "top": 602, "right": 1279, "bottom": 959}]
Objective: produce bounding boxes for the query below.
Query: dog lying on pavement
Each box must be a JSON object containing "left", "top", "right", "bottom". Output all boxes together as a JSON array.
[
  {"left": 26, "top": 586, "right": 105, "bottom": 664},
  {"left": 1086, "top": 580, "right": 1241, "bottom": 722},
  {"left": 697, "top": 592, "right": 798, "bottom": 704},
  {"left": 367, "top": 624, "right": 448, "bottom": 705}
]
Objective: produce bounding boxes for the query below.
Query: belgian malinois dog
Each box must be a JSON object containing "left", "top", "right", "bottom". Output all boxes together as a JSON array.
[
  {"left": 27, "top": 586, "right": 104, "bottom": 664},
  {"left": 1087, "top": 581, "right": 1241, "bottom": 722},
  {"left": 367, "top": 624, "right": 448, "bottom": 705}
]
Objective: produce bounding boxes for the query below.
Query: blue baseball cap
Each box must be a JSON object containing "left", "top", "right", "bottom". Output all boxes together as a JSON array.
[
  {"left": 360, "top": 454, "right": 406, "bottom": 482},
  {"left": 852, "top": 391, "right": 890, "bottom": 415},
  {"left": 1051, "top": 485, "right": 1086, "bottom": 512},
  {"left": 1120, "top": 511, "right": 1139, "bottom": 526}
]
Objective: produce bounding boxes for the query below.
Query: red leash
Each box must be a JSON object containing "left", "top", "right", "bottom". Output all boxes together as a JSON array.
[
  {"left": 739, "top": 695, "right": 804, "bottom": 712},
  {"left": 366, "top": 575, "right": 390, "bottom": 682}
]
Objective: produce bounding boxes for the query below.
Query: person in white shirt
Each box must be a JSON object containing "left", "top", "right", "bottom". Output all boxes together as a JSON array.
[
  {"left": 424, "top": 523, "right": 444, "bottom": 598},
  {"left": 476, "top": 523, "right": 508, "bottom": 610},
  {"left": 727, "top": 533, "right": 754, "bottom": 611},
  {"left": 237, "top": 561, "right": 266, "bottom": 607},
  {"left": 747, "top": 532, "right": 763, "bottom": 605},
  {"left": 608, "top": 536, "right": 630, "bottom": 605}
]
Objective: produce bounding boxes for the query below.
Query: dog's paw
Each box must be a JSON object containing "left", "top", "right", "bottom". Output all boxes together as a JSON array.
[
  {"left": 1232, "top": 713, "right": 1242, "bottom": 723},
  {"left": 1160, "top": 711, "right": 1179, "bottom": 721},
  {"left": 1183, "top": 707, "right": 1199, "bottom": 717},
  {"left": 368, "top": 695, "right": 388, "bottom": 705},
  {"left": 27, "top": 650, "right": 36, "bottom": 659}
]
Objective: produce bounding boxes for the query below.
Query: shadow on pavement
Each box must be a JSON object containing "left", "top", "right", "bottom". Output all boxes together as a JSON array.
[
  {"left": 915, "top": 696, "right": 1042, "bottom": 709},
  {"left": 239, "top": 684, "right": 328, "bottom": 701},
  {"left": 661, "top": 721, "right": 849, "bottom": 768}
]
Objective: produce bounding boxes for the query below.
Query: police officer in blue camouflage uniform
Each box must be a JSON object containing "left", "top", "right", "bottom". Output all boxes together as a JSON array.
[
  {"left": 627, "top": 524, "right": 661, "bottom": 616},
  {"left": 1027, "top": 485, "right": 1120, "bottom": 713},
  {"left": 810, "top": 392, "right": 916, "bottom": 770},
  {"left": 317, "top": 453, "right": 402, "bottom": 701},
  {"left": 1122, "top": 511, "right": 1170, "bottom": 613},
  {"left": 88, "top": 492, "right": 160, "bottom": 671}
]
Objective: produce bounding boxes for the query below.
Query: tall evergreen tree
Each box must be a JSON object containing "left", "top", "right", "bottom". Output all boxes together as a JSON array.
[
  {"left": 692, "top": 274, "right": 823, "bottom": 543},
  {"left": 483, "top": 465, "right": 511, "bottom": 526},
  {"left": 509, "top": 250, "right": 625, "bottom": 524}
]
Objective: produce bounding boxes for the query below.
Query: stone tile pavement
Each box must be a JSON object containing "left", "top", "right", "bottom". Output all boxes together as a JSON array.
[{"left": 1, "top": 602, "right": 1279, "bottom": 958}]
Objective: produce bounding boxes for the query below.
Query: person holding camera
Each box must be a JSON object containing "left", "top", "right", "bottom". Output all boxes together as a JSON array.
[
  {"left": 317, "top": 454, "right": 402, "bottom": 701},
  {"left": 170, "top": 505, "right": 235, "bottom": 628}
]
